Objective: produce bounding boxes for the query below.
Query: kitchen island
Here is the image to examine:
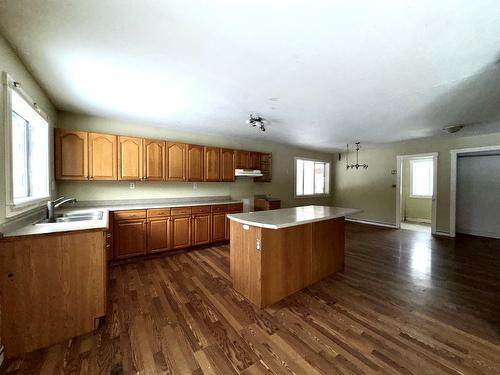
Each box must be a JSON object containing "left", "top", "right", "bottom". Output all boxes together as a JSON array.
[{"left": 227, "top": 205, "right": 360, "bottom": 307}]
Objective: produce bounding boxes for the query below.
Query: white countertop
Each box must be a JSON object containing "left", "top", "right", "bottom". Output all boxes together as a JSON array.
[
  {"left": 227, "top": 206, "right": 361, "bottom": 229},
  {"left": 2, "top": 200, "right": 241, "bottom": 238}
]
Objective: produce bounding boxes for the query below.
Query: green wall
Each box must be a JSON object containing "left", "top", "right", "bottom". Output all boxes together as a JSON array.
[
  {"left": 333, "top": 131, "right": 500, "bottom": 233},
  {"left": 401, "top": 159, "right": 432, "bottom": 222}
]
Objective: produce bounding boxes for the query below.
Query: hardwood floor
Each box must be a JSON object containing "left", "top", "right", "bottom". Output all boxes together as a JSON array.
[{"left": 2, "top": 223, "right": 500, "bottom": 374}]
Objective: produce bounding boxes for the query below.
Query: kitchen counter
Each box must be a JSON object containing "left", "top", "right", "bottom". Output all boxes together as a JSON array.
[
  {"left": 2, "top": 199, "right": 242, "bottom": 238},
  {"left": 228, "top": 205, "right": 360, "bottom": 307},
  {"left": 227, "top": 205, "right": 361, "bottom": 229}
]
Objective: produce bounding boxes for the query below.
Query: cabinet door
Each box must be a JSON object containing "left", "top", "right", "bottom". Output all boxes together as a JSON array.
[
  {"left": 118, "top": 136, "right": 143, "bottom": 180},
  {"left": 187, "top": 144, "right": 204, "bottom": 181},
  {"left": 204, "top": 147, "right": 220, "bottom": 181},
  {"left": 144, "top": 139, "right": 165, "bottom": 181},
  {"left": 171, "top": 216, "right": 191, "bottom": 249},
  {"left": 55, "top": 129, "right": 88, "bottom": 180},
  {"left": 220, "top": 148, "right": 235, "bottom": 182},
  {"left": 166, "top": 142, "right": 186, "bottom": 181},
  {"left": 235, "top": 150, "right": 250, "bottom": 169},
  {"left": 249, "top": 152, "right": 261, "bottom": 170},
  {"left": 147, "top": 218, "right": 170, "bottom": 253},
  {"left": 192, "top": 214, "right": 211, "bottom": 245},
  {"left": 114, "top": 219, "right": 147, "bottom": 259},
  {"left": 89, "top": 133, "right": 117, "bottom": 180},
  {"left": 212, "top": 212, "right": 226, "bottom": 242}
]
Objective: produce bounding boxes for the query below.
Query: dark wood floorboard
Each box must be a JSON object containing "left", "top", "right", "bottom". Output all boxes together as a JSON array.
[{"left": 2, "top": 223, "right": 500, "bottom": 374}]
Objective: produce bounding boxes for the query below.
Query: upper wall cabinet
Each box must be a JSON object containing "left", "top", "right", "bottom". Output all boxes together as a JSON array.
[
  {"left": 204, "top": 147, "right": 220, "bottom": 181},
  {"left": 235, "top": 150, "right": 250, "bottom": 169},
  {"left": 220, "top": 148, "right": 235, "bottom": 182},
  {"left": 55, "top": 129, "right": 89, "bottom": 180},
  {"left": 249, "top": 152, "right": 261, "bottom": 170},
  {"left": 166, "top": 142, "right": 186, "bottom": 181},
  {"left": 89, "top": 133, "right": 117, "bottom": 180},
  {"left": 143, "top": 139, "right": 165, "bottom": 181},
  {"left": 187, "top": 144, "right": 204, "bottom": 182},
  {"left": 118, "top": 136, "right": 143, "bottom": 180}
]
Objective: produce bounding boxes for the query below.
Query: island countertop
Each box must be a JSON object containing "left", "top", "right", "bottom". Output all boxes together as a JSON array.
[{"left": 227, "top": 205, "right": 361, "bottom": 229}]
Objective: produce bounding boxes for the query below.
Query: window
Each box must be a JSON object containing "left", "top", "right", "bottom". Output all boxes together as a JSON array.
[
  {"left": 9, "top": 88, "right": 49, "bottom": 206},
  {"left": 410, "top": 158, "right": 433, "bottom": 198},
  {"left": 296, "top": 158, "right": 330, "bottom": 196}
]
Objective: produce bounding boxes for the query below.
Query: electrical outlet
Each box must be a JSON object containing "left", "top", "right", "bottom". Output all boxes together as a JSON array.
[{"left": 129, "top": 182, "right": 135, "bottom": 189}]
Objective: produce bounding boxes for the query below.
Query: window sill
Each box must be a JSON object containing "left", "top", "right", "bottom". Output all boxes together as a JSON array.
[
  {"left": 295, "top": 194, "right": 331, "bottom": 199},
  {"left": 9, "top": 196, "right": 50, "bottom": 211},
  {"left": 409, "top": 195, "right": 432, "bottom": 199}
]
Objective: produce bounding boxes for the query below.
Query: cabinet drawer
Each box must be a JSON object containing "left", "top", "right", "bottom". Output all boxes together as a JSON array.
[
  {"left": 211, "top": 204, "right": 229, "bottom": 213},
  {"left": 113, "top": 210, "right": 147, "bottom": 221},
  {"left": 228, "top": 203, "right": 243, "bottom": 212},
  {"left": 147, "top": 208, "right": 171, "bottom": 218},
  {"left": 192, "top": 205, "right": 211, "bottom": 214},
  {"left": 171, "top": 207, "right": 192, "bottom": 216}
]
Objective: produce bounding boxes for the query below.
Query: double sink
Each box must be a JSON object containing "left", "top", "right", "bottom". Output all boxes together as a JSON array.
[{"left": 36, "top": 210, "right": 103, "bottom": 225}]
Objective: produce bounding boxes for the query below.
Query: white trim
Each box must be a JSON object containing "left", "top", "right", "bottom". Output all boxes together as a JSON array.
[
  {"left": 346, "top": 218, "right": 398, "bottom": 229},
  {"left": 435, "top": 231, "right": 453, "bottom": 237},
  {"left": 3, "top": 72, "right": 52, "bottom": 218},
  {"left": 294, "top": 156, "right": 331, "bottom": 198},
  {"left": 449, "top": 144, "right": 500, "bottom": 238},
  {"left": 396, "top": 152, "right": 438, "bottom": 235}
]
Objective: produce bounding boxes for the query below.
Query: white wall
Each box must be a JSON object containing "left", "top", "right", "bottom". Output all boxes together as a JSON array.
[{"left": 456, "top": 154, "right": 500, "bottom": 239}]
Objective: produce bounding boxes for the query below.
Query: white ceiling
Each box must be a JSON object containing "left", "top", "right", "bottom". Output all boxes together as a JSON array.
[{"left": 1, "top": 0, "right": 500, "bottom": 151}]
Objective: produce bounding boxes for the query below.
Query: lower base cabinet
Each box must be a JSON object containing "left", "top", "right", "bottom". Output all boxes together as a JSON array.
[
  {"left": 114, "top": 219, "right": 147, "bottom": 258},
  {"left": 192, "top": 214, "right": 211, "bottom": 245},
  {"left": 111, "top": 203, "right": 243, "bottom": 260},
  {"left": 147, "top": 218, "right": 170, "bottom": 253},
  {"left": 212, "top": 212, "right": 226, "bottom": 242},
  {"left": 171, "top": 216, "right": 192, "bottom": 249}
]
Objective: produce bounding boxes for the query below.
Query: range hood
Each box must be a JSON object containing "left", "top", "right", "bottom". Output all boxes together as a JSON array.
[{"left": 235, "top": 169, "right": 263, "bottom": 177}]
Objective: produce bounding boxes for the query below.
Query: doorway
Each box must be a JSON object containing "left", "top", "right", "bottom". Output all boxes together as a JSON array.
[
  {"left": 450, "top": 145, "right": 500, "bottom": 238},
  {"left": 396, "top": 153, "right": 438, "bottom": 234}
]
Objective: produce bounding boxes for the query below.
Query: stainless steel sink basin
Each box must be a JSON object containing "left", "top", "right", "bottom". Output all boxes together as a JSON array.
[{"left": 36, "top": 211, "right": 103, "bottom": 224}]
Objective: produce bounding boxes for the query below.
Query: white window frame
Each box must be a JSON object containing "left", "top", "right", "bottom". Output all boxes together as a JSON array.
[
  {"left": 409, "top": 158, "right": 433, "bottom": 199},
  {"left": 294, "top": 157, "right": 331, "bottom": 198},
  {"left": 3, "top": 72, "right": 51, "bottom": 217}
]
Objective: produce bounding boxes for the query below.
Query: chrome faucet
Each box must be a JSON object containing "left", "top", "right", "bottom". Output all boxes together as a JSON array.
[{"left": 47, "top": 197, "right": 77, "bottom": 222}]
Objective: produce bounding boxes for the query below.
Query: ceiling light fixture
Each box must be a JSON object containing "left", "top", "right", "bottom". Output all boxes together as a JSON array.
[
  {"left": 346, "top": 142, "right": 368, "bottom": 170},
  {"left": 443, "top": 125, "right": 464, "bottom": 133},
  {"left": 246, "top": 114, "right": 266, "bottom": 132}
]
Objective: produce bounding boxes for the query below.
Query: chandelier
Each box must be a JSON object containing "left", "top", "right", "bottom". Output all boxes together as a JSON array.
[{"left": 346, "top": 142, "right": 368, "bottom": 170}]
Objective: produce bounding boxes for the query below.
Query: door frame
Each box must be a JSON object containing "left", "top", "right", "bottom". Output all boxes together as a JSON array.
[
  {"left": 449, "top": 145, "right": 500, "bottom": 237},
  {"left": 396, "top": 152, "right": 438, "bottom": 234}
]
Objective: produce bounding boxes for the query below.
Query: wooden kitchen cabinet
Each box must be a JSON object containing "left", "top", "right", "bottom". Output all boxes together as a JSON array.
[
  {"left": 143, "top": 139, "right": 165, "bottom": 181},
  {"left": 118, "top": 136, "right": 143, "bottom": 180},
  {"left": 55, "top": 128, "right": 88, "bottom": 180},
  {"left": 89, "top": 132, "right": 117, "bottom": 180},
  {"left": 192, "top": 213, "right": 211, "bottom": 245},
  {"left": 212, "top": 212, "right": 227, "bottom": 242},
  {"left": 113, "top": 219, "right": 147, "bottom": 258},
  {"left": 204, "top": 146, "right": 220, "bottom": 181},
  {"left": 166, "top": 142, "right": 187, "bottom": 181},
  {"left": 187, "top": 144, "right": 204, "bottom": 181},
  {"left": 220, "top": 148, "right": 235, "bottom": 182},
  {"left": 249, "top": 152, "right": 261, "bottom": 170},
  {"left": 171, "top": 216, "right": 191, "bottom": 249},
  {"left": 235, "top": 150, "right": 250, "bottom": 169},
  {"left": 147, "top": 218, "right": 170, "bottom": 253}
]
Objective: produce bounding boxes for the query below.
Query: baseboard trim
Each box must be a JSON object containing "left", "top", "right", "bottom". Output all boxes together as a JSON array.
[
  {"left": 435, "top": 231, "right": 453, "bottom": 237},
  {"left": 405, "top": 217, "right": 432, "bottom": 224},
  {"left": 456, "top": 229, "right": 500, "bottom": 239},
  {"left": 346, "top": 218, "right": 398, "bottom": 229}
]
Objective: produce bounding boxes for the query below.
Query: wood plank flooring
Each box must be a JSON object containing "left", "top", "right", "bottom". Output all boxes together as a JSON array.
[{"left": 2, "top": 223, "right": 500, "bottom": 374}]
